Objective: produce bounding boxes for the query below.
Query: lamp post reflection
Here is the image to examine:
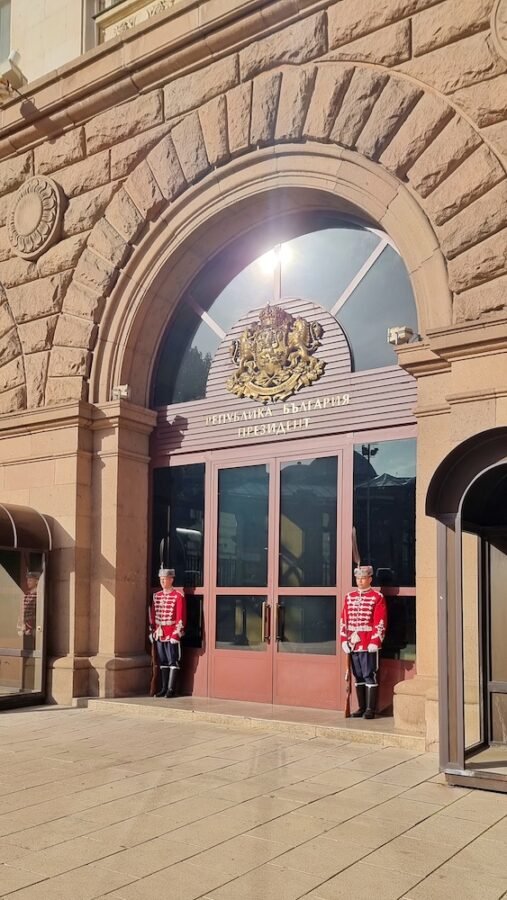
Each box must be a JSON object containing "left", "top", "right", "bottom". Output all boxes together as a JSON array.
[{"left": 361, "top": 444, "right": 379, "bottom": 566}]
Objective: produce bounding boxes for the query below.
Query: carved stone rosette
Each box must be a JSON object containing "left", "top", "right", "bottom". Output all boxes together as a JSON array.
[
  {"left": 7, "top": 175, "right": 64, "bottom": 261},
  {"left": 491, "top": 0, "right": 507, "bottom": 61}
]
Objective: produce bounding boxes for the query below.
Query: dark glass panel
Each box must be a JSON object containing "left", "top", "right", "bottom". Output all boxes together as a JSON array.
[
  {"left": 153, "top": 305, "right": 219, "bottom": 406},
  {"left": 353, "top": 439, "right": 416, "bottom": 587},
  {"left": 277, "top": 596, "right": 336, "bottom": 655},
  {"left": 279, "top": 456, "right": 337, "bottom": 587},
  {"left": 217, "top": 465, "right": 269, "bottom": 587},
  {"left": 152, "top": 465, "right": 205, "bottom": 588},
  {"left": 380, "top": 596, "right": 416, "bottom": 661},
  {"left": 182, "top": 594, "right": 203, "bottom": 649},
  {"left": 216, "top": 595, "right": 266, "bottom": 651},
  {"left": 490, "top": 542, "right": 507, "bottom": 683},
  {"left": 338, "top": 245, "right": 417, "bottom": 371}
]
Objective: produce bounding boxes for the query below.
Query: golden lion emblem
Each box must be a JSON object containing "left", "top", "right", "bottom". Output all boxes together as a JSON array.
[{"left": 227, "top": 305, "right": 325, "bottom": 403}]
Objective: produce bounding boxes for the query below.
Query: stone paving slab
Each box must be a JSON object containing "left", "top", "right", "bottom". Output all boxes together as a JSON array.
[{"left": 0, "top": 707, "right": 506, "bottom": 900}]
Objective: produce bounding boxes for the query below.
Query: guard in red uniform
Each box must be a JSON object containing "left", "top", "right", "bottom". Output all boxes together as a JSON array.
[
  {"left": 340, "top": 565, "right": 387, "bottom": 719},
  {"left": 149, "top": 568, "right": 186, "bottom": 698}
]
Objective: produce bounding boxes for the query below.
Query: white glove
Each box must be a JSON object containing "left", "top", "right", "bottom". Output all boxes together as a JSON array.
[
  {"left": 367, "top": 643, "right": 377, "bottom": 652},
  {"left": 148, "top": 632, "right": 154, "bottom": 644},
  {"left": 341, "top": 642, "right": 351, "bottom": 654},
  {"left": 169, "top": 638, "right": 179, "bottom": 644}
]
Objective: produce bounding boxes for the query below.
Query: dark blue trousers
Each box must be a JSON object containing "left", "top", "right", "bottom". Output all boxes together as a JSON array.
[{"left": 350, "top": 651, "right": 378, "bottom": 686}]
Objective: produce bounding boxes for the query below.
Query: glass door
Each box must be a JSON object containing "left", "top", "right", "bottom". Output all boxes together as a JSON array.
[{"left": 209, "top": 447, "right": 345, "bottom": 708}]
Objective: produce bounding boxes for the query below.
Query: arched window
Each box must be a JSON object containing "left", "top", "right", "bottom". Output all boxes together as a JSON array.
[{"left": 152, "top": 212, "right": 417, "bottom": 407}]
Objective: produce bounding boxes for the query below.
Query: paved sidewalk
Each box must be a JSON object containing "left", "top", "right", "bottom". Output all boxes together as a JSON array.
[{"left": 0, "top": 708, "right": 506, "bottom": 900}]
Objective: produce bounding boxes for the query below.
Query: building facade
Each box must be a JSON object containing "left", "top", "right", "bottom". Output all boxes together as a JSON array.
[{"left": 0, "top": 0, "right": 506, "bottom": 774}]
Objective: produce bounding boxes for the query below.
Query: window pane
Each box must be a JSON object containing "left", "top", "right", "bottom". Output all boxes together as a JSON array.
[
  {"left": 353, "top": 439, "right": 416, "bottom": 586},
  {"left": 0, "top": 2, "right": 11, "bottom": 62},
  {"left": 182, "top": 594, "right": 203, "bottom": 649},
  {"left": 218, "top": 465, "right": 269, "bottom": 587},
  {"left": 279, "top": 456, "right": 337, "bottom": 587},
  {"left": 490, "top": 541, "right": 507, "bottom": 683},
  {"left": 216, "top": 595, "right": 267, "bottom": 651},
  {"left": 278, "top": 596, "right": 336, "bottom": 655},
  {"left": 152, "top": 465, "right": 205, "bottom": 588},
  {"left": 0, "top": 550, "right": 45, "bottom": 696},
  {"left": 380, "top": 595, "right": 416, "bottom": 661},
  {"left": 153, "top": 306, "right": 218, "bottom": 406},
  {"left": 338, "top": 246, "right": 417, "bottom": 371}
]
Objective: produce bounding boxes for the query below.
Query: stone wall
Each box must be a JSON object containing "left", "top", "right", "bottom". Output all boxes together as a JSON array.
[{"left": 0, "top": 0, "right": 506, "bottom": 415}]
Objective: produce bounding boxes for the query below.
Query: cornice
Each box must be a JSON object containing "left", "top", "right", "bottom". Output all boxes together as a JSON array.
[
  {"left": 426, "top": 317, "right": 507, "bottom": 362},
  {"left": 0, "top": 0, "right": 322, "bottom": 158}
]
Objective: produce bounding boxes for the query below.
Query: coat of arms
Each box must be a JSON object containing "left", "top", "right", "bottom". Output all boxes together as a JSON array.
[{"left": 227, "top": 305, "right": 325, "bottom": 403}]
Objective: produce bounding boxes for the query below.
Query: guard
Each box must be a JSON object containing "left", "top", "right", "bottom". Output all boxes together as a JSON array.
[
  {"left": 149, "top": 568, "right": 186, "bottom": 698},
  {"left": 340, "top": 565, "right": 387, "bottom": 719}
]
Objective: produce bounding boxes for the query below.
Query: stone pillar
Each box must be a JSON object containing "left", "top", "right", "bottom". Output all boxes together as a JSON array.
[{"left": 87, "top": 400, "right": 157, "bottom": 697}]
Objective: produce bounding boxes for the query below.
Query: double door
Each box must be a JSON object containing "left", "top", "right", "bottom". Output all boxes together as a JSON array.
[{"left": 209, "top": 443, "right": 348, "bottom": 708}]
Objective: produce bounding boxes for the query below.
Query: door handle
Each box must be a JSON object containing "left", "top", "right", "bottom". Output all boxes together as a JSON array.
[
  {"left": 261, "top": 601, "right": 271, "bottom": 643},
  {"left": 275, "top": 602, "right": 285, "bottom": 642}
]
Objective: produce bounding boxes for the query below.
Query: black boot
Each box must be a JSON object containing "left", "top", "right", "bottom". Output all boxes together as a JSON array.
[
  {"left": 351, "top": 683, "right": 366, "bottom": 717},
  {"left": 155, "top": 667, "right": 169, "bottom": 697},
  {"left": 165, "top": 666, "right": 178, "bottom": 698},
  {"left": 364, "top": 685, "right": 378, "bottom": 719}
]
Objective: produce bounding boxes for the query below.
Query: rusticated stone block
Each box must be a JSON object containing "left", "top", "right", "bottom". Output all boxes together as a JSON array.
[
  {"left": 381, "top": 94, "right": 453, "bottom": 177},
  {"left": 399, "top": 32, "right": 506, "bottom": 94},
  {"left": 45, "top": 376, "right": 87, "bottom": 405},
  {"left": 37, "top": 234, "right": 88, "bottom": 279},
  {"left": 227, "top": 83, "right": 252, "bottom": 155},
  {"left": 63, "top": 183, "right": 118, "bottom": 237},
  {"left": 240, "top": 12, "right": 327, "bottom": 80},
  {"left": 0, "top": 151, "right": 32, "bottom": 197},
  {"left": 482, "top": 121, "right": 507, "bottom": 158},
  {"left": 438, "top": 180, "right": 507, "bottom": 259},
  {"left": 328, "top": 0, "right": 437, "bottom": 48},
  {"left": 7, "top": 273, "right": 71, "bottom": 323},
  {"left": 18, "top": 316, "right": 58, "bottom": 354},
  {"left": 452, "top": 76, "right": 507, "bottom": 127},
  {"left": 164, "top": 55, "right": 239, "bottom": 118},
  {"left": 453, "top": 274, "right": 507, "bottom": 321},
  {"left": 0, "top": 384, "right": 26, "bottom": 413},
  {"left": 57, "top": 151, "right": 110, "bottom": 198},
  {"left": 0, "top": 356, "right": 24, "bottom": 393},
  {"left": 0, "top": 300, "right": 14, "bottom": 339},
  {"left": 0, "top": 328, "right": 22, "bottom": 366},
  {"left": 0, "top": 256, "right": 37, "bottom": 288},
  {"left": 147, "top": 134, "right": 187, "bottom": 201},
  {"left": 62, "top": 281, "right": 105, "bottom": 323},
  {"left": 49, "top": 347, "right": 90, "bottom": 378},
  {"left": 0, "top": 226, "right": 11, "bottom": 262},
  {"left": 275, "top": 67, "right": 317, "bottom": 142},
  {"left": 447, "top": 229, "right": 507, "bottom": 292},
  {"left": 199, "top": 96, "right": 229, "bottom": 165},
  {"left": 303, "top": 65, "right": 354, "bottom": 141},
  {"left": 125, "top": 160, "right": 164, "bottom": 219},
  {"left": 407, "top": 117, "right": 481, "bottom": 197},
  {"left": 74, "top": 248, "right": 118, "bottom": 295},
  {"left": 355, "top": 80, "right": 422, "bottom": 160},
  {"left": 330, "top": 69, "right": 388, "bottom": 148},
  {"left": 25, "top": 352, "right": 49, "bottom": 408},
  {"left": 35, "top": 128, "right": 85, "bottom": 175},
  {"left": 328, "top": 21, "right": 411, "bottom": 67},
  {"left": 53, "top": 313, "right": 97, "bottom": 349},
  {"left": 110, "top": 124, "right": 168, "bottom": 180},
  {"left": 171, "top": 113, "right": 210, "bottom": 182},
  {"left": 85, "top": 91, "right": 163, "bottom": 155},
  {"left": 251, "top": 72, "right": 282, "bottom": 145},
  {"left": 425, "top": 146, "right": 505, "bottom": 226},
  {"left": 413, "top": 0, "right": 493, "bottom": 57},
  {"left": 87, "top": 219, "right": 130, "bottom": 269},
  {"left": 105, "top": 188, "right": 145, "bottom": 245}
]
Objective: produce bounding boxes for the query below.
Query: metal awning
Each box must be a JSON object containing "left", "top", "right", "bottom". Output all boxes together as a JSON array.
[{"left": 0, "top": 504, "right": 52, "bottom": 551}]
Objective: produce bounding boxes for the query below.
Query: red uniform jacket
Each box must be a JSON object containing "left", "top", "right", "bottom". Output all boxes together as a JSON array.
[
  {"left": 149, "top": 589, "right": 186, "bottom": 642},
  {"left": 340, "top": 588, "right": 387, "bottom": 652}
]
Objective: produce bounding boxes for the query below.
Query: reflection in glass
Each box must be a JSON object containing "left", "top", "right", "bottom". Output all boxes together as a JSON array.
[
  {"left": 182, "top": 594, "right": 203, "bottom": 649},
  {"left": 462, "top": 532, "right": 482, "bottom": 750},
  {"left": 216, "top": 595, "right": 266, "bottom": 651},
  {"left": 278, "top": 596, "right": 336, "bottom": 655},
  {"left": 380, "top": 596, "right": 416, "bottom": 661},
  {"left": 152, "top": 465, "right": 205, "bottom": 588},
  {"left": 217, "top": 466, "right": 269, "bottom": 587},
  {"left": 280, "top": 457, "right": 337, "bottom": 587},
  {"left": 0, "top": 551, "right": 45, "bottom": 696},
  {"left": 353, "top": 439, "right": 416, "bottom": 587}
]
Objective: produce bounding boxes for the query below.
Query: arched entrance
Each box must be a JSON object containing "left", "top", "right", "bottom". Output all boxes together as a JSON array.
[
  {"left": 427, "top": 429, "right": 507, "bottom": 792},
  {"left": 149, "top": 207, "right": 418, "bottom": 712}
]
